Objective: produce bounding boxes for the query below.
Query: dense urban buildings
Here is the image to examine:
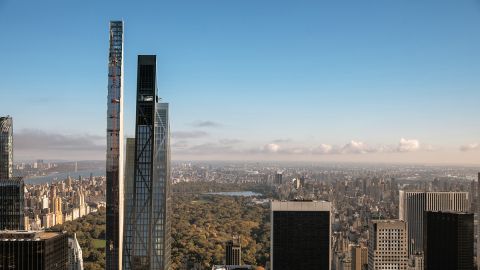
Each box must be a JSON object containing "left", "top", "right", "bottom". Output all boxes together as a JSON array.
[
  {"left": 270, "top": 200, "right": 331, "bottom": 270},
  {"left": 368, "top": 220, "right": 408, "bottom": 270},
  {"left": 398, "top": 191, "right": 470, "bottom": 255},
  {"left": 123, "top": 55, "right": 172, "bottom": 270},
  {"left": 423, "top": 211, "right": 474, "bottom": 270},
  {"left": 0, "top": 177, "right": 24, "bottom": 230},
  {"left": 0, "top": 230, "right": 68, "bottom": 270},
  {"left": 23, "top": 176, "right": 99, "bottom": 230},
  {"left": 225, "top": 237, "right": 242, "bottom": 265},
  {"left": 106, "top": 20, "right": 125, "bottom": 270},
  {"left": 0, "top": 116, "right": 13, "bottom": 179}
]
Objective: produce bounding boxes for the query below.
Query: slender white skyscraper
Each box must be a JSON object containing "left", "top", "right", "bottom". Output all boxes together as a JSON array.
[
  {"left": 399, "top": 191, "right": 470, "bottom": 256},
  {"left": 106, "top": 20, "right": 124, "bottom": 270}
]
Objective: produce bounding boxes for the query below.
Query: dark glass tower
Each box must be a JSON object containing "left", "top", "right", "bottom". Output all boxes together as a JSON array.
[
  {"left": 0, "top": 177, "right": 24, "bottom": 230},
  {"left": 123, "top": 55, "right": 171, "bottom": 270},
  {"left": 0, "top": 116, "right": 13, "bottom": 179},
  {"left": 270, "top": 201, "right": 331, "bottom": 270},
  {"left": 424, "top": 211, "right": 474, "bottom": 270},
  {"left": 106, "top": 20, "right": 125, "bottom": 270},
  {"left": 0, "top": 230, "right": 68, "bottom": 269}
]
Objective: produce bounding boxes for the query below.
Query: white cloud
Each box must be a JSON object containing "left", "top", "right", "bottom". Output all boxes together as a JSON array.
[
  {"left": 460, "top": 143, "right": 479, "bottom": 152},
  {"left": 397, "top": 138, "right": 420, "bottom": 152},
  {"left": 341, "top": 140, "right": 372, "bottom": 154},
  {"left": 262, "top": 143, "right": 280, "bottom": 153},
  {"left": 312, "top": 144, "right": 333, "bottom": 154},
  {"left": 172, "top": 138, "right": 431, "bottom": 157}
]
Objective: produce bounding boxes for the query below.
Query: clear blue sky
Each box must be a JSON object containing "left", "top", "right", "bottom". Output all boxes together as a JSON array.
[{"left": 1, "top": 0, "right": 479, "bottom": 163}]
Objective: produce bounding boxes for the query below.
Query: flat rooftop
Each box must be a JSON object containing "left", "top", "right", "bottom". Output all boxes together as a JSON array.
[
  {"left": 0, "top": 230, "right": 64, "bottom": 241},
  {"left": 271, "top": 200, "right": 331, "bottom": 211}
]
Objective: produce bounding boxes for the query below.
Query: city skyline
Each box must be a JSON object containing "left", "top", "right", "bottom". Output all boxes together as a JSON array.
[{"left": 1, "top": 1, "right": 480, "bottom": 164}]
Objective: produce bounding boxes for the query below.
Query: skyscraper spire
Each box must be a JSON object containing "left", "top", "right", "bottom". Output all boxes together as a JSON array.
[{"left": 106, "top": 20, "right": 125, "bottom": 270}]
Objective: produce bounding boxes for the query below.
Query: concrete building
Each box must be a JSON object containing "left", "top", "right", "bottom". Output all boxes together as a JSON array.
[
  {"left": 424, "top": 211, "right": 474, "bottom": 270},
  {"left": 351, "top": 245, "right": 368, "bottom": 270},
  {"left": 368, "top": 220, "right": 407, "bottom": 270},
  {"left": 399, "top": 191, "right": 470, "bottom": 255},
  {"left": 270, "top": 200, "right": 331, "bottom": 270}
]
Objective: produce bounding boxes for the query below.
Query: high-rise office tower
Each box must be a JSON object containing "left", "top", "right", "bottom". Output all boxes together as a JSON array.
[
  {"left": 225, "top": 237, "right": 241, "bottom": 265},
  {"left": 398, "top": 191, "right": 470, "bottom": 255},
  {"left": 0, "top": 230, "right": 68, "bottom": 269},
  {"left": 0, "top": 116, "right": 13, "bottom": 179},
  {"left": 123, "top": 55, "right": 171, "bottom": 270},
  {"left": 368, "top": 220, "right": 408, "bottom": 270},
  {"left": 270, "top": 200, "right": 331, "bottom": 270},
  {"left": 423, "top": 211, "right": 474, "bottom": 270},
  {"left": 0, "top": 177, "right": 24, "bottom": 230},
  {"left": 106, "top": 20, "right": 125, "bottom": 270}
]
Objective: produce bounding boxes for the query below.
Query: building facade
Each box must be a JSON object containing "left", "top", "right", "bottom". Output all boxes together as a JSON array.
[
  {"left": 0, "top": 177, "right": 24, "bottom": 230},
  {"left": 275, "top": 172, "right": 282, "bottom": 185},
  {"left": 423, "top": 211, "right": 473, "bottom": 270},
  {"left": 351, "top": 245, "right": 368, "bottom": 270},
  {"left": 368, "top": 220, "right": 408, "bottom": 270},
  {"left": 123, "top": 55, "right": 171, "bottom": 270},
  {"left": 106, "top": 20, "right": 125, "bottom": 270},
  {"left": 0, "top": 230, "right": 68, "bottom": 270},
  {"left": 225, "top": 237, "right": 241, "bottom": 265},
  {"left": 123, "top": 137, "right": 135, "bottom": 250},
  {"left": 270, "top": 200, "right": 331, "bottom": 270},
  {"left": 0, "top": 116, "right": 13, "bottom": 179},
  {"left": 399, "top": 191, "right": 470, "bottom": 255}
]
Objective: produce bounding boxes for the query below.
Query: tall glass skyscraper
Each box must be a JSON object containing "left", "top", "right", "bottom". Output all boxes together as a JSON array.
[
  {"left": 123, "top": 55, "right": 171, "bottom": 270},
  {"left": 106, "top": 20, "right": 125, "bottom": 270},
  {"left": 0, "top": 116, "right": 13, "bottom": 179},
  {"left": 0, "top": 116, "right": 24, "bottom": 230}
]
